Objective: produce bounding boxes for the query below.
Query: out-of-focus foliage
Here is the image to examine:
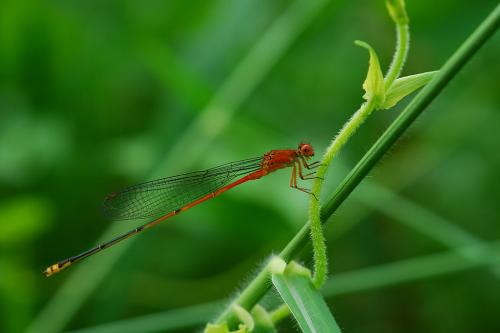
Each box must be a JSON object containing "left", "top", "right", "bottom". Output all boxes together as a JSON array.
[{"left": 0, "top": 1, "right": 498, "bottom": 332}]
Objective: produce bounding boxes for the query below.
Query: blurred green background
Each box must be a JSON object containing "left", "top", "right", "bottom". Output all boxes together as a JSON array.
[{"left": 1, "top": 0, "right": 499, "bottom": 332}]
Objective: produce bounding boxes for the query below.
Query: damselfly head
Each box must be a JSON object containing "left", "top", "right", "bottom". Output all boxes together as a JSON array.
[{"left": 298, "top": 143, "right": 314, "bottom": 157}]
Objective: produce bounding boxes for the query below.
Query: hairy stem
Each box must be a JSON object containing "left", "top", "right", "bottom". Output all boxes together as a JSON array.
[
  {"left": 309, "top": 3, "right": 410, "bottom": 289},
  {"left": 309, "top": 99, "right": 376, "bottom": 288},
  {"left": 384, "top": 23, "right": 410, "bottom": 90},
  {"left": 270, "top": 304, "right": 291, "bottom": 324}
]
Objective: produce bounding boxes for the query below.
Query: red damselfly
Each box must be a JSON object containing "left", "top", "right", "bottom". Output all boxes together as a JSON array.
[{"left": 44, "top": 143, "right": 318, "bottom": 276}]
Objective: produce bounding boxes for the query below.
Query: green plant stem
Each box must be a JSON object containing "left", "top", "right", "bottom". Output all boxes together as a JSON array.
[
  {"left": 384, "top": 23, "right": 409, "bottom": 90},
  {"left": 309, "top": 98, "right": 377, "bottom": 288},
  {"left": 270, "top": 304, "right": 291, "bottom": 324},
  {"left": 309, "top": 3, "right": 410, "bottom": 289},
  {"left": 216, "top": 4, "right": 500, "bottom": 328}
]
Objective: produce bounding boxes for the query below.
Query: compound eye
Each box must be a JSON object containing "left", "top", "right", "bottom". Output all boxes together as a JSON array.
[
  {"left": 300, "top": 144, "right": 312, "bottom": 155},
  {"left": 300, "top": 143, "right": 314, "bottom": 156}
]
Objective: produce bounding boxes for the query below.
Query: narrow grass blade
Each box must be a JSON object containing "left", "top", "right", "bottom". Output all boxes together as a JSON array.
[
  {"left": 68, "top": 301, "right": 220, "bottom": 333},
  {"left": 270, "top": 259, "right": 342, "bottom": 333},
  {"left": 324, "top": 240, "right": 500, "bottom": 296}
]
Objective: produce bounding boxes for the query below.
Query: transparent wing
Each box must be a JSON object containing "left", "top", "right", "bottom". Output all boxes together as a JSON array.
[{"left": 102, "top": 157, "right": 263, "bottom": 220}]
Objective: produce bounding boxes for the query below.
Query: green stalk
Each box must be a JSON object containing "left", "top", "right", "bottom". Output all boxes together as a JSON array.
[
  {"left": 384, "top": 0, "right": 410, "bottom": 90},
  {"left": 269, "top": 304, "right": 290, "bottom": 325},
  {"left": 216, "top": 4, "right": 500, "bottom": 327},
  {"left": 309, "top": 99, "right": 377, "bottom": 288},
  {"left": 308, "top": 2, "right": 411, "bottom": 289},
  {"left": 384, "top": 23, "right": 409, "bottom": 90}
]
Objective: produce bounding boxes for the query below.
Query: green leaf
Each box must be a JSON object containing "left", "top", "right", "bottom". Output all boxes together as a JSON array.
[
  {"left": 354, "top": 40, "right": 385, "bottom": 108},
  {"left": 271, "top": 259, "right": 342, "bottom": 333},
  {"left": 381, "top": 71, "right": 438, "bottom": 109},
  {"left": 385, "top": 0, "right": 409, "bottom": 25}
]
